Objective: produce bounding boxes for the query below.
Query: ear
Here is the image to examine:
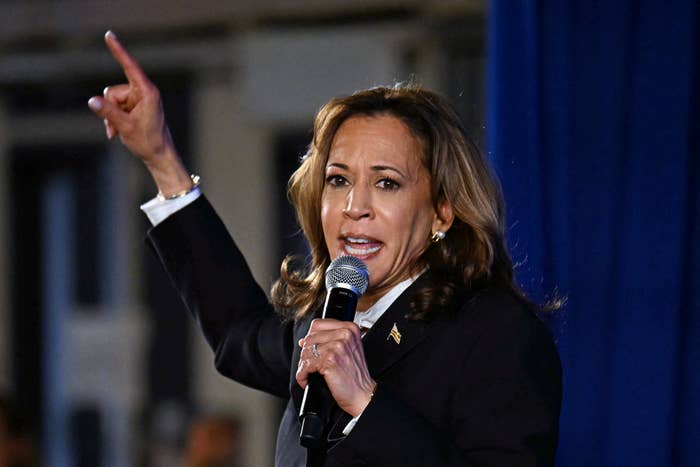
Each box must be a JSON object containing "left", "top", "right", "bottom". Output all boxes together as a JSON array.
[{"left": 432, "top": 198, "right": 455, "bottom": 234}]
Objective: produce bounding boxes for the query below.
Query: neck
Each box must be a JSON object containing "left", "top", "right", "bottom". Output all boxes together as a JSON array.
[
  {"left": 357, "top": 292, "right": 381, "bottom": 312},
  {"left": 356, "top": 272, "right": 422, "bottom": 312}
]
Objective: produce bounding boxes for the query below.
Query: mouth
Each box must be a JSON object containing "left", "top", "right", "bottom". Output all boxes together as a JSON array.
[{"left": 341, "top": 235, "right": 383, "bottom": 258}]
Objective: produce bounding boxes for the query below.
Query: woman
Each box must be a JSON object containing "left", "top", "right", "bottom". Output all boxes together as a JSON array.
[{"left": 88, "top": 31, "right": 561, "bottom": 466}]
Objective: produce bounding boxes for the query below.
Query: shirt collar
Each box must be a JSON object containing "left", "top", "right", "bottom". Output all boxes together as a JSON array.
[{"left": 353, "top": 271, "right": 423, "bottom": 330}]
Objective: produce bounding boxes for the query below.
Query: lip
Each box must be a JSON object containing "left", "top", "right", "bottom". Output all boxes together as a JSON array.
[{"left": 338, "top": 234, "right": 383, "bottom": 259}]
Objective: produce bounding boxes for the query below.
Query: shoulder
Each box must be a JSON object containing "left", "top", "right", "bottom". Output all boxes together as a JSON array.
[
  {"left": 454, "top": 286, "right": 554, "bottom": 339},
  {"left": 440, "top": 286, "right": 561, "bottom": 376}
]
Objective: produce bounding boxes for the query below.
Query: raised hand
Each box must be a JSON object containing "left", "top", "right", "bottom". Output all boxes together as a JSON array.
[{"left": 88, "top": 31, "right": 192, "bottom": 197}]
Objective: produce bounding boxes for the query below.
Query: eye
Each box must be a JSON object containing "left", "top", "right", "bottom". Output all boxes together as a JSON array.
[
  {"left": 326, "top": 174, "right": 349, "bottom": 187},
  {"left": 377, "top": 178, "right": 400, "bottom": 191}
]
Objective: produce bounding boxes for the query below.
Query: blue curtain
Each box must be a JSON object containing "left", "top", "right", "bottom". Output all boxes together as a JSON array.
[{"left": 486, "top": 1, "right": 700, "bottom": 466}]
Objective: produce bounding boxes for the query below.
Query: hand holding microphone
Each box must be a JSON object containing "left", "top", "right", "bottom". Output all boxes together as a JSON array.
[{"left": 296, "top": 256, "right": 375, "bottom": 448}]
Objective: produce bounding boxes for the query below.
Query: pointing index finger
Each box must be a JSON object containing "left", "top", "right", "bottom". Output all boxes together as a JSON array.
[{"left": 104, "top": 30, "right": 149, "bottom": 86}]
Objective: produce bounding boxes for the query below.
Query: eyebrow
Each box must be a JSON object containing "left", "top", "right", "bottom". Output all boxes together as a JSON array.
[{"left": 326, "top": 162, "right": 406, "bottom": 178}]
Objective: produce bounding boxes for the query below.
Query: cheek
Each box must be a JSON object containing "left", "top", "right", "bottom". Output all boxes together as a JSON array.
[
  {"left": 320, "top": 199, "right": 335, "bottom": 247},
  {"left": 399, "top": 204, "right": 435, "bottom": 250}
]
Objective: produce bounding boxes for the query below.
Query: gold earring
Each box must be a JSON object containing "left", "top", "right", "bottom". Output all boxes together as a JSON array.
[{"left": 431, "top": 230, "right": 446, "bottom": 243}]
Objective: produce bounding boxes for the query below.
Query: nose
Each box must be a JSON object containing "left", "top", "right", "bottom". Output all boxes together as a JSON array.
[{"left": 342, "top": 184, "right": 373, "bottom": 220}]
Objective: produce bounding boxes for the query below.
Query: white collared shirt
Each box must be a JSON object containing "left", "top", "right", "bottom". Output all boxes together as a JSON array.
[{"left": 353, "top": 274, "right": 415, "bottom": 329}]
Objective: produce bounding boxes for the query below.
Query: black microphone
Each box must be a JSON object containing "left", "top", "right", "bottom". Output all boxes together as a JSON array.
[{"left": 299, "top": 255, "right": 369, "bottom": 449}]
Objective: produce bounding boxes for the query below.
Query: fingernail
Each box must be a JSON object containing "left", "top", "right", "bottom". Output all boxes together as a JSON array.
[
  {"left": 105, "top": 30, "right": 116, "bottom": 40},
  {"left": 103, "top": 86, "right": 110, "bottom": 97},
  {"left": 88, "top": 97, "right": 102, "bottom": 111},
  {"left": 298, "top": 338, "right": 304, "bottom": 347}
]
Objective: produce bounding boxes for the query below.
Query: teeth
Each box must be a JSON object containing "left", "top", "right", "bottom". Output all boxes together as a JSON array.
[
  {"left": 346, "top": 237, "right": 370, "bottom": 243},
  {"left": 344, "top": 244, "right": 381, "bottom": 256}
]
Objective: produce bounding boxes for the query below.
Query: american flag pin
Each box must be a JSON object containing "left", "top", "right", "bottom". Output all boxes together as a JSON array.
[{"left": 387, "top": 323, "right": 401, "bottom": 344}]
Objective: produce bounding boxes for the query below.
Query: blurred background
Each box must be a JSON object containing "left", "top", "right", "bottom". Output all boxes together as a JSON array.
[{"left": 0, "top": 1, "right": 697, "bottom": 466}]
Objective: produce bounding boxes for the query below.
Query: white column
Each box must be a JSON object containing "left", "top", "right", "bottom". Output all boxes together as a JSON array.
[
  {"left": 192, "top": 71, "right": 278, "bottom": 467},
  {"left": 97, "top": 146, "right": 139, "bottom": 467},
  {"left": 42, "top": 172, "right": 75, "bottom": 467},
  {"left": 0, "top": 98, "right": 10, "bottom": 391}
]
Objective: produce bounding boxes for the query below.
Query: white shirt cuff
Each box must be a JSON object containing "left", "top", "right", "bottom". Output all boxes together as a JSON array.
[
  {"left": 342, "top": 414, "right": 361, "bottom": 436},
  {"left": 140, "top": 188, "right": 202, "bottom": 226}
]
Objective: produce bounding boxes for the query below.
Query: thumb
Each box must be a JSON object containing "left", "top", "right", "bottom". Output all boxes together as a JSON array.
[{"left": 88, "top": 96, "right": 129, "bottom": 131}]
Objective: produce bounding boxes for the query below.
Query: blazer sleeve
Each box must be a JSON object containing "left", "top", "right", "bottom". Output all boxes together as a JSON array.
[
  {"left": 145, "top": 196, "right": 294, "bottom": 398},
  {"left": 340, "top": 293, "right": 562, "bottom": 466}
]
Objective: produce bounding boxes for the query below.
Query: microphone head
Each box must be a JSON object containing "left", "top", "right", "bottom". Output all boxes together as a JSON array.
[{"left": 325, "top": 256, "right": 369, "bottom": 296}]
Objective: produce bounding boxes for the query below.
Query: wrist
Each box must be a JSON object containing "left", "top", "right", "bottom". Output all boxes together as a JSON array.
[
  {"left": 350, "top": 380, "right": 377, "bottom": 418},
  {"left": 144, "top": 146, "right": 193, "bottom": 198},
  {"left": 157, "top": 174, "right": 200, "bottom": 201}
]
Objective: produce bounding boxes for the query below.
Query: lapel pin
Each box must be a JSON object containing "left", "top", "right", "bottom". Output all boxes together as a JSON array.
[{"left": 387, "top": 322, "right": 401, "bottom": 344}]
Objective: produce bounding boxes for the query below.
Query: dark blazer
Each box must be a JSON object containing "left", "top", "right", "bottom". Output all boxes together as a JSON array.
[{"left": 146, "top": 196, "right": 562, "bottom": 467}]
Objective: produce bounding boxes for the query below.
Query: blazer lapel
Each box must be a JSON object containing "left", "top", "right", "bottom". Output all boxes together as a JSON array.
[
  {"left": 326, "top": 276, "right": 430, "bottom": 442},
  {"left": 361, "top": 276, "right": 428, "bottom": 378}
]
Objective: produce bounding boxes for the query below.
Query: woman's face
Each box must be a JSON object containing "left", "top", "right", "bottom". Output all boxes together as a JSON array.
[{"left": 321, "top": 114, "right": 452, "bottom": 309}]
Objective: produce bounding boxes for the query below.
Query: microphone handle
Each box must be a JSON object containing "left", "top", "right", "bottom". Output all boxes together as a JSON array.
[
  {"left": 299, "top": 287, "right": 358, "bottom": 449},
  {"left": 323, "top": 287, "right": 358, "bottom": 321}
]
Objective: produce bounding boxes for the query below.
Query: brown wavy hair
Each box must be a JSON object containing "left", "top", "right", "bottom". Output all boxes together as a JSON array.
[{"left": 272, "top": 84, "right": 527, "bottom": 321}]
